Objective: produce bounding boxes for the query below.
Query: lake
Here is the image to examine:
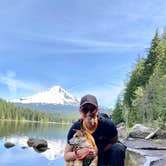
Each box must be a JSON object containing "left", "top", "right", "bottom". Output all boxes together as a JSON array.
[
  {"left": 0, "top": 120, "right": 70, "bottom": 166},
  {"left": 0, "top": 120, "right": 142, "bottom": 166}
]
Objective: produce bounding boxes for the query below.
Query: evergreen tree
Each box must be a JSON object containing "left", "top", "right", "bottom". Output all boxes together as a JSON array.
[
  {"left": 120, "top": 29, "right": 166, "bottom": 127},
  {"left": 112, "top": 95, "right": 124, "bottom": 125},
  {"left": 142, "top": 30, "right": 160, "bottom": 85},
  {"left": 0, "top": 98, "right": 56, "bottom": 122},
  {"left": 123, "top": 57, "right": 145, "bottom": 107}
]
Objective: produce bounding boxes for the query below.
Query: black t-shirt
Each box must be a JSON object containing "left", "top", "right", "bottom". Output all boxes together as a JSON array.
[{"left": 67, "top": 116, "right": 118, "bottom": 153}]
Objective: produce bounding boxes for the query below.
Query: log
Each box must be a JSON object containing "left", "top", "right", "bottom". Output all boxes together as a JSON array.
[
  {"left": 145, "top": 127, "right": 160, "bottom": 140},
  {"left": 135, "top": 146, "right": 166, "bottom": 150}
]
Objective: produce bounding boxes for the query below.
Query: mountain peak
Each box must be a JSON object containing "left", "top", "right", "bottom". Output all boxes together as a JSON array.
[
  {"left": 49, "top": 85, "right": 62, "bottom": 92},
  {"left": 11, "top": 85, "right": 79, "bottom": 105}
]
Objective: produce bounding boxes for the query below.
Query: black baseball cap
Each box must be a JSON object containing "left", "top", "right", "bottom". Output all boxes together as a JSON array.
[{"left": 80, "top": 94, "right": 98, "bottom": 108}]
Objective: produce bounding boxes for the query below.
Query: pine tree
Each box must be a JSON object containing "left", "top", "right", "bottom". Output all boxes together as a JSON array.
[
  {"left": 142, "top": 30, "right": 160, "bottom": 86},
  {"left": 112, "top": 95, "right": 124, "bottom": 125},
  {"left": 121, "top": 29, "right": 166, "bottom": 127},
  {"left": 123, "top": 57, "right": 145, "bottom": 107}
]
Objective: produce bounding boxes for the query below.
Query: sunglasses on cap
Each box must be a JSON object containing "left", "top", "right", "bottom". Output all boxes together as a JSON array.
[{"left": 80, "top": 104, "right": 97, "bottom": 114}]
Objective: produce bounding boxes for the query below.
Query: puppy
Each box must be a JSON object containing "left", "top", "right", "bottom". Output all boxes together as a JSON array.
[{"left": 66, "top": 129, "right": 98, "bottom": 166}]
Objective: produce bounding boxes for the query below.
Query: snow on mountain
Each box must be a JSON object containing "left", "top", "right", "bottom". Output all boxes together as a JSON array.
[{"left": 11, "top": 86, "right": 79, "bottom": 105}]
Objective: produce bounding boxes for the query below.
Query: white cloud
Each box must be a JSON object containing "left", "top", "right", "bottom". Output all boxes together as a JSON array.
[
  {"left": 11, "top": 32, "right": 144, "bottom": 53},
  {"left": 59, "top": 38, "right": 143, "bottom": 49},
  {"left": 0, "top": 70, "right": 44, "bottom": 95}
]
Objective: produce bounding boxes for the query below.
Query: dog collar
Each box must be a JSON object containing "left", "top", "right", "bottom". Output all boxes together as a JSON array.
[{"left": 82, "top": 118, "right": 98, "bottom": 134}]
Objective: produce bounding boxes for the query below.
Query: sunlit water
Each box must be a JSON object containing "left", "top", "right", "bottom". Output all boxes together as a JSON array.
[
  {"left": 0, "top": 121, "right": 144, "bottom": 166},
  {"left": 0, "top": 121, "right": 70, "bottom": 166}
]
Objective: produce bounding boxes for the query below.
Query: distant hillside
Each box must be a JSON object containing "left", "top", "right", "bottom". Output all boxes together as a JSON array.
[
  {"left": 14, "top": 103, "right": 79, "bottom": 113},
  {"left": 0, "top": 98, "right": 78, "bottom": 123}
]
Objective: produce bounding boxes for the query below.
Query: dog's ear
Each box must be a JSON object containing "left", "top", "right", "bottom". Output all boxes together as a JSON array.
[
  {"left": 80, "top": 128, "right": 86, "bottom": 135},
  {"left": 73, "top": 129, "right": 79, "bottom": 132}
]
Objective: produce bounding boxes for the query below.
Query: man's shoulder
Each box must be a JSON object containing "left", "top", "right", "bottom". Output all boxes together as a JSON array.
[
  {"left": 98, "top": 114, "right": 113, "bottom": 123},
  {"left": 71, "top": 119, "right": 82, "bottom": 129},
  {"left": 97, "top": 114, "right": 118, "bottom": 138},
  {"left": 98, "top": 114, "right": 116, "bottom": 128}
]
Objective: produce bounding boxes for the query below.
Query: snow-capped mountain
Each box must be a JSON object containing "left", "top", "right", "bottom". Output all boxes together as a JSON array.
[
  {"left": 11, "top": 86, "right": 79, "bottom": 105},
  {"left": 10, "top": 86, "right": 109, "bottom": 113}
]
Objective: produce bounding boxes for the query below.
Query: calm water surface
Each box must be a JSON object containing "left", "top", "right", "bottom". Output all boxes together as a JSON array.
[
  {"left": 0, "top": 121, "right": 70, "bottom": 166},
  {"left": 0, "top": 121, "right": 140, "bottom": 166}
]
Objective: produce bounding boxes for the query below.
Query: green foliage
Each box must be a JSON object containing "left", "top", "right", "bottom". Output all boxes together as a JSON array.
[
  {"left": 123, "top": 57, "right": 145, "bottom": 107},
  {"left": 155, "top": 75, "right": 166, "bottom": 128},
  {"left": 142, "top": 30, "right": 160, "bottom": 85},
  {"left": 117, "top": 30, "right": 166, "bottom": 128},
  {"left": 112, "top": 95, "right": 124, "bottom": 125},
  {"left": 0, "top": 98, "right": 78, "bottom": 123}
]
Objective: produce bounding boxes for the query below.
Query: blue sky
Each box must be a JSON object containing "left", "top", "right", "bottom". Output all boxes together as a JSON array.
[{"left": 0, "top": 0, "right": 166, "bottom": 107}]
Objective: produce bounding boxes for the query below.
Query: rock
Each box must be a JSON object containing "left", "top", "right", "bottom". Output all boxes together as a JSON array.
[
  {"left": 27, "top": 138, "right": 48, "bottom": 153},
  {"left": 124, "top": 138, "right": 166, "bottom": 166},
  {"left": 150, "top": 158, "right": 166, "bottom": 166},
  {"left": 125, "top": 149, "right": 146, "bottom": 166},
  {"left": 127, "top": 124, "right": 166, "bottom": 139},
  {"left": 145, "top": 128, "right": 160, "bottom": 140},
  {"left": 129, "top": 124, "right": 153, "bottom": 139},
  {"left": 117, "top": 122, "right": 125, "bottom": 128},
  {"left": 131, "top": 124, "right": 151, "bottom": 132},
  {"left": 127, "top": 137, "right": 135, "bottom": 141},
  {"left": 118, "top": 126, "right": 128, "bottom": 140},
  {"left": 153, "top": 129, "right": 166, "bottom": 139},
  {"left": 4, "top": 142, "right": 15, "bottom": 149},
  {"left": 27, "top": 138, "right": 35, "bottom": 147}
]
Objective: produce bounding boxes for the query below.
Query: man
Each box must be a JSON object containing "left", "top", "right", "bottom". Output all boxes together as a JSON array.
[{"left": 64, "top": 94, "right": 126, "bottom": 166}]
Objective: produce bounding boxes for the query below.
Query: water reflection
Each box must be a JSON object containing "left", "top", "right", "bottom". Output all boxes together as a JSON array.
[
  {"left": 0, "top": 121, "right": 142, "bottom": 166},
  {"left": 0, "top": 120, "right": 70, "bottom": 139},
  {"left": 0, "top": 120, "right": 69, "bottom": 166},
  {"left": 5, "top": 136, "right": 66, "bottom": 160}
]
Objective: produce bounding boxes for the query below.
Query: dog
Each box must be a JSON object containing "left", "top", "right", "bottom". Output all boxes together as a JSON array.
[{"left": 66, "top": 129, "right": 98, "bottom": 166}]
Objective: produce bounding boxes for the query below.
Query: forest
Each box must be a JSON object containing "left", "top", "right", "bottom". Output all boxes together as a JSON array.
[
  {"left": 112, "top": 30, "right": 166, "bottom": 129},
  {"left": 0, "top": 98, "right": 78, "bottom": 123}
]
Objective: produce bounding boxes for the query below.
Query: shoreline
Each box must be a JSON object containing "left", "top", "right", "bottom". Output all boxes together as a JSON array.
[{"left": 0, "top": 119, "right": 72, "bottom": 125}]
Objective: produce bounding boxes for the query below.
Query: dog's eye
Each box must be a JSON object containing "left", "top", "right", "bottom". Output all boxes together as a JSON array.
[{"left": 75, "top": 135, "right": 78, "bottom": 137}]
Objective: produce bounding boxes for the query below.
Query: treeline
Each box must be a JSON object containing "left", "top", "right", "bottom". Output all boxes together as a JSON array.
[
  {"left": 112, "top": 30, "right": 166, "bottom": 129},
  {"left": 0, "top": 98, "right": 57, "bottom": 122},
  {"left": 0, "top": 98, "right": 78, "bottom": 123}
]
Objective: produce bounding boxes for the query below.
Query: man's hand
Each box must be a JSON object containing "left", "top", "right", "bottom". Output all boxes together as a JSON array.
[
  {"left": 86, "top": 147, "right": 97, "bottom": 159},
  {"left": 76, "top": 147, "right": 96, "bottom": 160}
]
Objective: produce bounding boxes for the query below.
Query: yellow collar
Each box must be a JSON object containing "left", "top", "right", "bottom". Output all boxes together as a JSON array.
[{"left": 82, "top": 118, "right": 98, "bottom": 134}]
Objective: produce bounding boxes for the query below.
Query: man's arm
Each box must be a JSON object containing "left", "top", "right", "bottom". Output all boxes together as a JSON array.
[
  {"left": 103, "top": 135, "right": 118, "bottom": 152},
  {"left": 64, "top": 143, "right": 76, "bottom": 161}
]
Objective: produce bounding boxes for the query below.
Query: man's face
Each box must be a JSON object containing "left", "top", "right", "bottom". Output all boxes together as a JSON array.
[
  {"left": 81, "top": 104, "right": 98, "bottom": 126},
  {"left": 84, "top": 112, "right": 98, "bottom": 126}
]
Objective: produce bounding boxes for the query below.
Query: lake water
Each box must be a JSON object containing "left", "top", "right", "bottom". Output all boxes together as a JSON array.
[
  {"left": 0, "top": 120, "right": 141, "bottom": 166},
  {"left": 0, "top": 120, "right": 70, "bottom": 166}
]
